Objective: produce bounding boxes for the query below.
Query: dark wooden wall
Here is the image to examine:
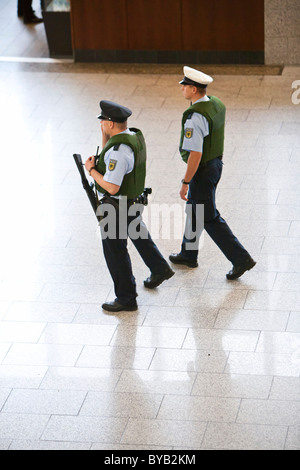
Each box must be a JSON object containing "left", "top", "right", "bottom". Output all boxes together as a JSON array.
[
  {"left": 70, "top": 0, "right": 264, "bottom": 63},
  {"left": 70, "top": 0, "right": 128, "bottom": 50},
  {"left": 127, "top": 0, "right": 182, "bottom": 51},
  {"left": 181, "top": 0, "right": 264, "bottom": 51}
]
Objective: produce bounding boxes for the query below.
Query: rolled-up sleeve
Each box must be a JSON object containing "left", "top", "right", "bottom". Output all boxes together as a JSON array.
[
  {"left": 103, "top": 145, "right": 134, "bottom": 187},
  {"left": 182, "top": 113, "right": 209, "bottom": 153}
]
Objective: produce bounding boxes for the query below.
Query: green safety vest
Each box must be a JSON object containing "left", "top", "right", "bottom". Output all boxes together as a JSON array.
[
  {"left": 179, "top": 96, "right": 226, "bottom": 164},
  {"left": 95, "top": 128, "right": 146, "bottom": 199}
]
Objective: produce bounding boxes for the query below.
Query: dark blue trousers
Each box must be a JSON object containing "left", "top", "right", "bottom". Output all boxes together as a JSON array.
[
  {"left": 181, "top": 157, "right": 250, "bottom": 265},
  {"left": 18, "top": 0, "right": 33, "bottom": 16},
  {"left": 18, "top": 0, "right": 44, "bottom": 16},
  {"left": 101, "top": 205, "right": 169, "bottom": 305}
]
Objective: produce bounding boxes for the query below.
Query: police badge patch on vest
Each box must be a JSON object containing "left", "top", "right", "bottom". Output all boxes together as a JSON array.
[
  {"left": 108, "top": 159, "right": 117, "bottom": 171},
  {"left": 185, "top": 128, "right": 193, "bottom": 139}
]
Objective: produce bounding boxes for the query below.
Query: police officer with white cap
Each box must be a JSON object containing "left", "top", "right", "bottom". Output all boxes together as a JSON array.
[
  {"left": 85, "top": 100, "right": 174, "bottom": 312},
  {"left": 169, "top": 67, "right": 256, "bottom": 280}
]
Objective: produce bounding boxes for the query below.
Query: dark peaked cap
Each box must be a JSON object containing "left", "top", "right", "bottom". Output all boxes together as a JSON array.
[{"left": 97, "top": 100, "right": 132, "bottom": 123}]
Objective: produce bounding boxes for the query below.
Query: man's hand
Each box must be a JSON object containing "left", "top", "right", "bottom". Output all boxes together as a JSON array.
[
  {"left": 180, "top": 183, "right": 189, "bottom": 201},
  {"left": 85, "top": 156, "right": 96, "bottom": 172}
]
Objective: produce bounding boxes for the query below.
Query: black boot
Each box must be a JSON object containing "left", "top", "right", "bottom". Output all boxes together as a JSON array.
[
  {"left": 102, "top": 299, "right": 138, "bottom": 312},
  {"left": 169, "top": 253, "right": 198, "bottom": 268},
  {"left": 226, "top": 257, "right": 256, "bottom": 280},
  {"left": 24, "top": 11, "right": 43, "bottom": 24},
  {"left": 144, "top": 267, "right": 174, "bottom": 289}
]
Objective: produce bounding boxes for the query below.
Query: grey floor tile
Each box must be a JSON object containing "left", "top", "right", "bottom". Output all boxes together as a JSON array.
[
  {"left": 0, "top": 365, "right": 47, "bottom": 388},
  {"left": 3, "top": 343, "right": 83, "bottom": 367},
  {"left": 202, "top": 422, "right": 287, "bottom": 450},
  {"left": 182, "top": 328, "right": 259, "bottom": 352},
  {"left": 0, "top": 321, "right": 46, "bottom": 343},
  {"left": 0, "top": 5, "right": 299, "bottom": 450},
  {"left": 41, "top": 415, "right": 127, "bottom": 443},
  {"left": 110, "top": 324, "right": 187, "bottom": 349},
  {"left": 0, "top": 439, "right": 11, "bottom": 450},
  {"left": 191, "top": 373, "right": 273, "bottom": 399},
  {"left": 287, "top": 312, "right": 300, "bottom": 332},
  {"left": 4, "top": 301, "right": 79, "bottom": 323},
  {"left": 175, "top": 287, "right": 248, "bottom": 309},
  {"left": 245, "top": 290, "right": 300, "bottom": 311},
  {"left": 237, "top": 399, "right": 300, "bottom": 426},
  {"left": 285, "top": 426, "right": 300, "bottom": 450},
  {"left": 0, "top": 389, "right": 11, "bottom": 410},
  {"left": 0, "top": 343, "right": 12, "bottom": 363},
  {"left": 214, "top": 308, "right": 289, "bottom": 331},
  {"left": 150, "top": 348, "right": 228, "bottom": 373},
  {"left": 9, "top": 440, "right": 91, "bottom": 450},
  {"left": 256, "top": 331, "right": 300, "bottom": 354},
  {"left": 158, "top": 395, "right": 240, "bottom": 422},
  {"left": 143, "top": 305, "right": 217, "bottom": 328},
  {"left": 80, "top": 391, "right": 163, "bottom": 419},
  {"left": 39, "top": 366, "right": 122, "bottom": 392},
  {"left": 121, "top": 418, "right": 207, "bottom": 448},
  {"left": 226, "top": 351, "right": 300, "bottom": 377},
  {"left": 0, "top": 413, "right": 49, "bottom": 440},
  {"left": 269, "top": 376, "right": 300, "bottom": 401},
  {"left": 39, "top": 322, "right": 116, "bottom": 346},
  {"left": 3, "top": 389, "right": 86, "bottom": 415},
  {"left": 77, "top": 345, "right": 155, "bottom": 370},
  {"left": 115, "top": 369, "right": 196, "bottom": 395}
]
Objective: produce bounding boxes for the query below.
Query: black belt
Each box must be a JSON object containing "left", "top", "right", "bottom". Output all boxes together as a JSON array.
[
  {"left": 200, "top": 156, "right": 223, "bottom": 167},
  {"left": 100, "top": 194, "right": 141, "bottom": 208}
]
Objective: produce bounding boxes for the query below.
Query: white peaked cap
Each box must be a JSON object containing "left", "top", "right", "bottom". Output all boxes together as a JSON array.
[{"left": 179, "top": 66, "right": 213, "bottom": 87}]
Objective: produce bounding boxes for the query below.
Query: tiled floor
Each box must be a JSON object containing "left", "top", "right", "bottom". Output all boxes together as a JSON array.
[{"left": 0, "top": 0, "right": 300, "bottom": 451}]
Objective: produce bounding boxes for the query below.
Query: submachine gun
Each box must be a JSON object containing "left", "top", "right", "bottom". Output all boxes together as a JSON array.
[
  {"left": 73, "top": 153, "right": 101, "bottom": 222},
  {"left": 73, "top": 152, "right": 152, "bottom": 222}
]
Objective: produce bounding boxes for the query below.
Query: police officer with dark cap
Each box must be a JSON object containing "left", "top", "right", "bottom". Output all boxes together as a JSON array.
[
  {"left": 85, "top": 100, "right": 174, "bottom": 312},
  {"left": 169, "top": 66, "right": 256, "bottom": 280}
]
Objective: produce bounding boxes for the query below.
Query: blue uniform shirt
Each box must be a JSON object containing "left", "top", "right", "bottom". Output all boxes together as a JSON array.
[
  {"left": 182, "top": 96, "right": 210, "bottom": 153},
  {"left": 103, "top": 129, "right": 135, "bottom": 187}
]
